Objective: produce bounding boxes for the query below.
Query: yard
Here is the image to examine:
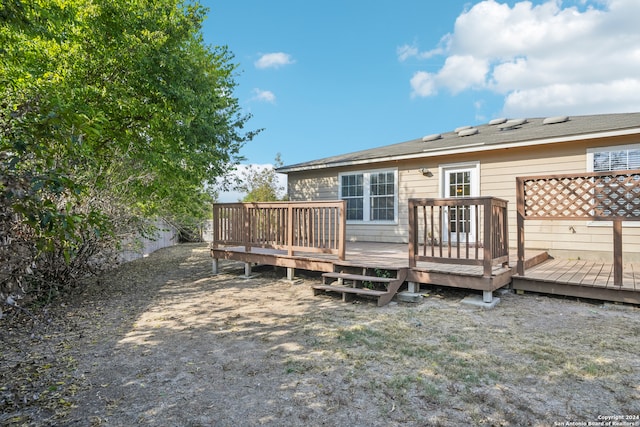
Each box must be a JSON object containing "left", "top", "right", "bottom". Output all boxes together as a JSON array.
[{"left": 2, "top": 243, "right": 639, "bottom": 426}]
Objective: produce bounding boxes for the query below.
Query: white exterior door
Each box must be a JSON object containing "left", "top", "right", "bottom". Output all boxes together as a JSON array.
[{"left": 442, "top": 163, "right": 479, "bottom": 242}]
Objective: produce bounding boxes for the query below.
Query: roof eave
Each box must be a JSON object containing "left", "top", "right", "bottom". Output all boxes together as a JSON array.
[{"left": 276, "top": 128, "right": 640, "bottom": 174}]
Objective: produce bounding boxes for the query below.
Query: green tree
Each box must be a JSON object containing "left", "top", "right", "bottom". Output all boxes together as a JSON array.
[
  {"left": 240, "top": 154, "right": 286, "bottom": 202},
  {"left": 0, "top": 0, "right": 257, "bottom": 302}
]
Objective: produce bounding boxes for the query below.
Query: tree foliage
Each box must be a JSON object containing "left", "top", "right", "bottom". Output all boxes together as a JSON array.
[
  {"left": 240, "top": 154, "right": 286, "bottom": 202},
  {"left": 0, "top": 0, "right": 257, "bottom": 304}
]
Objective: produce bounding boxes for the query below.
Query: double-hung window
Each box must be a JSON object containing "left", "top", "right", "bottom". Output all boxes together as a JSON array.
[{"left": 339, "top": 169, "right": 397, "bottom": 223}]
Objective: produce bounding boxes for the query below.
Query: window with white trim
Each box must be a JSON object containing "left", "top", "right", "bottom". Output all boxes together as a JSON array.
[
  {"left": 588, "top": 144, "right": 640, "bottom": 172},
  {"left": 339, "top": 169, "right": 397, "bottom": 222}
]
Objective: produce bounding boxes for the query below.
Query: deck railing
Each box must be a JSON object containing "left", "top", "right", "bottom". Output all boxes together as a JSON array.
[
  {"left": 516, "top": 169, "right": 640, "bottom": 285},
  {"left": 212, "top": 201, "right": 346, "bottom": 260},
  {"left": 408, "top": 197, "right": 509, "bottom": 277}
]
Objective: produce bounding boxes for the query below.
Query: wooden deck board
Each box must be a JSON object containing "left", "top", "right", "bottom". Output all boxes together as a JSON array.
[
  {"left": 582, "top": 263, "right": 605, "bottom": 287},
  {"left": 554, "top": 260, "right": 587, "bottom": 284},
  {"left": 620, "top": 264, "right": 634, "bottom": 290},
  {"left": 598, "top": 264, "right": 613, "bottom": 288},
  {"left": 544, "top": 259, "right": 578, "bottom": 282},
  {"left": 523, "top": 259, "right": 569, "bottom": 282},
  {"left": 570, "top": 261, "right": 599, "bottom": 286}
]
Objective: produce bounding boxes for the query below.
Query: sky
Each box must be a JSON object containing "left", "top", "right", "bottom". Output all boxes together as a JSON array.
[{"left": 201, "top": 0, "right": 640, "bottom": 201}]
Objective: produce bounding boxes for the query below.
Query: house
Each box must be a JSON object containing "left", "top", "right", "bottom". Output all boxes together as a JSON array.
[
  {"left": 277, "top": 112, "right": 640, "bottom": 263},
  {"left": 211, "top": 112, "right": 640, "bottom": 306}
]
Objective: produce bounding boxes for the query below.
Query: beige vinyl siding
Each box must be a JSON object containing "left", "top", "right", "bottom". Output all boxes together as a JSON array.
[
  {"left": 287, "top": 170, "right": 338, "bottom": 201},
  {"left": 287, "top": 165, "right": 400, "bottom": 242},
  {"left": 479, "top": 144, "right": 586, "bottom": 255},
  {"left": 467, "top": 139, "right": 640, "bottom": 261},
  {"left": 285, "top": 134, "right": 640, "bottom": 259},
  {"left": 394, "top": 161, "right": 442, "bottom": 243}
]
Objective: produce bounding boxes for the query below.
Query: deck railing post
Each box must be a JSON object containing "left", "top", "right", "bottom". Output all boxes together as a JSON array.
[
  {"left": 244, "top": 205, "right": 251, "bottom": 252},
  {"left": 502, "top": 201, "right": 509, "bottom": 268},
  {"left": 482, "top": 198, "right": 492, "bottom": 278},
  {"left": 408, "top": 200, "right": 417, "bottom": 268},
  {"left": 212, "top": 205, "right": 219, "bottom": 249},
  {"left": 515, "top": 177, "right": 525, "bottom": 276},
  {"left": 287, "top": 204, "right": 294, "bottom": 256},
  {"left": 338, "top": 201, "right": 346, "bottom": 260},
  {"left": 613, "top": 219, "right": 623, "bottom": 286}
]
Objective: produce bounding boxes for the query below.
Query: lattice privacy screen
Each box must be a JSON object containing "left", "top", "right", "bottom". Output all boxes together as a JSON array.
[{"left": 519, "top": 170, "right": 640, "bottom": 221}]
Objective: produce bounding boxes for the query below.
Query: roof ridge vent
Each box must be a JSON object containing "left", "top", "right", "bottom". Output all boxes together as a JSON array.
[
  {"left": 543, "top": 115, "right": 569, "bottom": 125},
  {"left": 489, "top": 118, "right": 507, "bottom": 125},
  {"left": 498, "top": 118, "right": 527, "bottom": 130},
  {"left": 454, "top": 125, "right": 472, "bottom": 133},
  {"left": 422, "top": 133, "right": 442, "bottom": 142},
  {"left": 457, "top": 127, "right": 478, "bottom": 137}
]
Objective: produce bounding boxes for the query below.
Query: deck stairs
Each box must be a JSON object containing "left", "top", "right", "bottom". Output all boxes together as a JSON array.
[{"left": 312, "top": 266, "right": 408, "bottom": 307}]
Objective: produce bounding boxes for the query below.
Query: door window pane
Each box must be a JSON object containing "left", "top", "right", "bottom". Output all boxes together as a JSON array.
[
  {"left": 446, "top": 169, "right": 473, "bottom": 237},
  {"left": 449, "top": 171, "right": 471, "bottom": 197}
]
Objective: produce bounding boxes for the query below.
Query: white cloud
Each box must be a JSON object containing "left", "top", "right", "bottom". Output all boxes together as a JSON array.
[
  {"left": 504, "top": 79, "right": 640, "bottom": 117},
  {"left": 254, "top": 52, "right": 295, "bottom": 69},
  {"left": 397, "top": 44, "right": 419, "bottom": 62},
  {"left": 397, "top": 40, "right": 447, "bottom": 62},
  {"left": 252, "top": 88, "right": 276, "bottom": 103},
  {"left": 437, "top": 55, "right": 489, "bottom": 93},
  {"left": 410, "top": 71, "right": 437, "bottom": 97},
  {"left": 405, "top": 0, "right": 640, "bottom": 115},
  {"left": 410, "top": 55, "right": 488, "bottom": 97}
]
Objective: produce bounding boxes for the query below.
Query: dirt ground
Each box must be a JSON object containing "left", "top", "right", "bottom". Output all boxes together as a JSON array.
[{"left": 2, "top": 243, "right": 640, "bottom": 427}]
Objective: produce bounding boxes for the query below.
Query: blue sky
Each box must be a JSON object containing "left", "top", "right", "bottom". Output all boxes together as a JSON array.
[{"left": 201, "top": 0, "right": 640, "bottom": 200}]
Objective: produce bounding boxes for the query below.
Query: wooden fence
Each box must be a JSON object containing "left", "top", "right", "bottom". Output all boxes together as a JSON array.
[
  {"left": 408, "top": 197, "right": 509, "bottom": 277},
  {"left": 212, "top": 201, "right": 346, "bottom": 259},
  {"left": 516, "top": 169, "right": 640, "bottom": 284}
]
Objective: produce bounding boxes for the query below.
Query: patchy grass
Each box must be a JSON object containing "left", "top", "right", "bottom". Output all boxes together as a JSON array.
[{"left": 2, "top": 243, "right": 639, "bottom": 426}]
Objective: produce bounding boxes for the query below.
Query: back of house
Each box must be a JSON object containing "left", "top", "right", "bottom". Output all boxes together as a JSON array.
[{"left": 277, "top": 112, "right": 640, "bottom": 262}]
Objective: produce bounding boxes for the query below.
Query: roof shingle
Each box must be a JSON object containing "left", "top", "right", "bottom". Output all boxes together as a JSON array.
[{"left": 278, "top": 112, "right": 640, "bottom": 173}]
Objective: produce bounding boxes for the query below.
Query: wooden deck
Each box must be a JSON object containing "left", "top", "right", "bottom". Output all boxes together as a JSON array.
[
  {"left": 512, "top": 258, "right": 640, "bottom": 305},
  {"left": 212, "top": 241, "right": 640, "bottom": 305},
  {"left": 209, "top": 172, "right": 640, "bottom": 306},
  {"left": 212, "top": 241, "right": 528, "bottom": 294}
]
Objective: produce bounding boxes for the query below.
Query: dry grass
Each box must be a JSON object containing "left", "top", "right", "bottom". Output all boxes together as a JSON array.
[{"left": 2, "top": 243, "right": 639, "bottom": 426}]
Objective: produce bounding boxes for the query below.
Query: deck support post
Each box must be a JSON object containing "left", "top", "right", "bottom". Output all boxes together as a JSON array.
[
  {"left": 287, "top": 267, "right": 295, "bottom": 281},
  {"left": 212, "top": 258, "right": 219, "bottom": 275},
  {"left": 244, "top": 262, "right": 252, "bottom": 277},
  {"left": 483, "top": 290, "right": 493, "bottom": 303},
  {"left": 613, "top": 220, "right": 623, "bottom": 286},
  {"left": 408, "top": 282, "right": 420, "bottom": 293}
]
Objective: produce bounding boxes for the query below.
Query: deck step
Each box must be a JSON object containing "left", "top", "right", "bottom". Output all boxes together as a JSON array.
[
  {"left": 311, "top": 284, "right": 387, "bottom": 297},
  {"left": 314, "top": 269, "right": 408, "bottom": 307},
  {"left": 321, "top": 272, "right": 395, "bottom": 283}
]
